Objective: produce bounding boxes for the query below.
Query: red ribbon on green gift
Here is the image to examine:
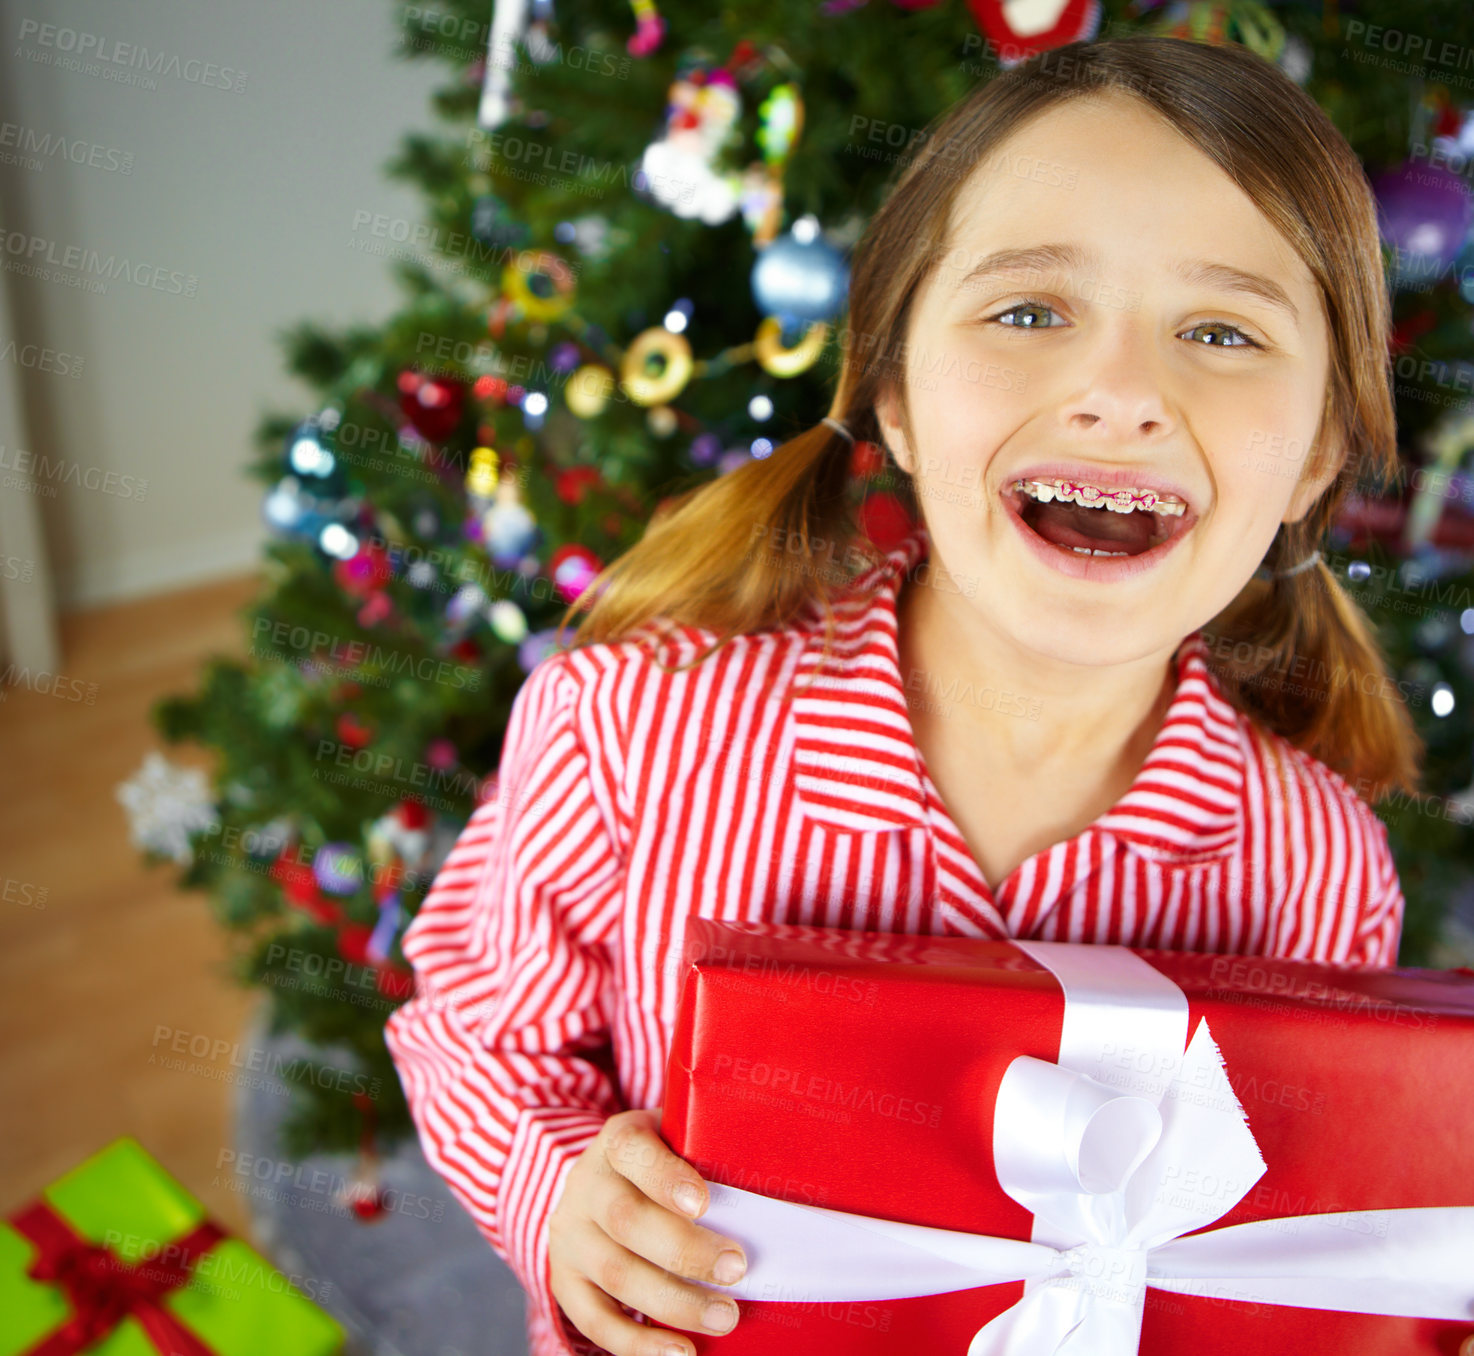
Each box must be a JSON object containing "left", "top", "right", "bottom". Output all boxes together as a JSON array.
[{"left": 11, "top": 1197, "right": 225, "bottom": 1356}]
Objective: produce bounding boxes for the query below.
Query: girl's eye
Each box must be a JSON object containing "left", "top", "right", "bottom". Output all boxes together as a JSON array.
[
  {"left": 983, "top": 299, "right": 1264, "bottom": 351},
  {"left": 1181, "top": 320, "right": 1261, "bottom": 349},
  {"left": 989, "top": 298, "right": 1061, "bottom": 329}
]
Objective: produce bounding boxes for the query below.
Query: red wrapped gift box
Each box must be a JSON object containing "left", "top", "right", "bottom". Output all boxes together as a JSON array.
[{"left": 660, "top": 919, "right": 1474, "bottom": 1355}]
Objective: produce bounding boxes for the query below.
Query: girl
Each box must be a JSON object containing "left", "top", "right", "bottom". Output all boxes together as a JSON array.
[{"left": 385, "top": 34, "right": 1423, "bottom": 1356}]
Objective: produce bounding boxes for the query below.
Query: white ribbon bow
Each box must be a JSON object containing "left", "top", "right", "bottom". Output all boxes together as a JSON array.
[{"left": 694, "top": 942, "right": 1474, "bottom": 1352}]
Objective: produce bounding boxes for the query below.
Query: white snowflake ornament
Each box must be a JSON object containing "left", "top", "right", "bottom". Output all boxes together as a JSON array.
[{"left": 116, "top": 751, "right": 220, "bottom": 864}]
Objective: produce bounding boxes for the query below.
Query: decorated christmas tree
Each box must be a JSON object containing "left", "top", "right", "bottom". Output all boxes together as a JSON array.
[{"left": 120, "top": 0, "right": 1474, "bottom": 1167}]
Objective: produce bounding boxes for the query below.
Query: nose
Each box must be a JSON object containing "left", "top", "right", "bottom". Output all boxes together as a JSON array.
[{"left": 1058, "top": 322, "right": 1176, "bottom": 442}]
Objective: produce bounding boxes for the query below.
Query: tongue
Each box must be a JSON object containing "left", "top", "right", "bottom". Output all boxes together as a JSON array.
[{"left": 1027, "top": 500, "right": 1156, "bottom": 555}]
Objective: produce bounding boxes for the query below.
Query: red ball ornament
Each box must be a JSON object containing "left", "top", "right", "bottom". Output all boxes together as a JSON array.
[
  {"left": 338, "top": 924, "right": 413, "bottom": 994},
  {"left": 849, "top": 439, "right": 887, "bottom": 480},
  {"left": 270, "top": 850, "right": 344, "bottom": 925},
  {"left": 269, "top": 850, "right": 314, "bottom": 901},
  {"left": 344, "top": 1178, "right": 390, "bottom": 1222},
  {"left": 1389, "top": 309, "right": 1438, "bottom": 356},
  {"left": 376, "top": 964, "right": 414, "bottom": 1000},
  {"left": 397, "top": 370, "right": 467, "bottom": 443},
  {"left": 858, "top": 492, "right": 917, "bottom": 556},
  {"left": 474, "top": 374, "right": 509, "bottom": 403},
  {"left": 965, "top": 0, "right": 1100, "bottom": 63},
  {"left": 336, "top": 712, "right": 373, "bottom": 749},
  {"left": 1434, "top": 100, "right": 1464, "bottom": 140},
  {"left": 555, "top": 466, "right": 604, "bottom": 505},
  {"left": 336, "top": 923, "right": 375, "bottom": 966}
]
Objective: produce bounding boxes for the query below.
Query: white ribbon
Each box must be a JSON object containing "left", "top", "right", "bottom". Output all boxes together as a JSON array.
[{"left": 694, "top": 941, "right": 1474, "bottom": 1352}]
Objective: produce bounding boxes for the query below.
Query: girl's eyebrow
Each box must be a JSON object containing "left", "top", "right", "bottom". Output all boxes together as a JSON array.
[{"left": 953, "top": 241, "right": 1301, "bottom": 327}]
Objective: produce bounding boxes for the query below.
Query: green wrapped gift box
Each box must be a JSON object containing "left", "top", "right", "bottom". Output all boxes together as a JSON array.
[{"left": 0, "top": 1137, "right": 344, "bottom": 1356}]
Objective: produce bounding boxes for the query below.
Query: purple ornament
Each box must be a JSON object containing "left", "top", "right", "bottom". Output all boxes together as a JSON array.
[
  {"left": 314, "top": 842, "right": 364, "bottom": 895},
  {"left": 689, "top": 433, "right": 722, "bottom": 467},
  {"left": 446, "top": 583, "right": 488, "bottom": 626},
  {"left": 1373, "top": 160, "right": 1474, "bottom": 284},
  {"left": 519, "top": 628, "right": 565, "bottom": 674},
  {"left": 550, "top": 342, "right": 582, "bottom": 372}
]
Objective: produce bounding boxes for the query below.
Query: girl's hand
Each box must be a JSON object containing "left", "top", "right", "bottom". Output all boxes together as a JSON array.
[{"left": 549, "top": 1107, "right": 747, "bottom": 1356}]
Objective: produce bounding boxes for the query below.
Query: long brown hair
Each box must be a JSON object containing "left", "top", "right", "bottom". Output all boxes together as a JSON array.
[{"left": 557, "top": 34, "right": 1422, "bottom": 804}]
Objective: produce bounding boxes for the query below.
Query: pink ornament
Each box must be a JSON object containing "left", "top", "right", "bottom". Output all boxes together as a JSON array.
[
  {"left": 627, "top": 12, "right": 665, "bottom": 56},
  {"left": 357, "top": 591, "right": 393, "bottom": 628},
  {"left": 549, "top": 543, "right": 604, "bottom": 603},
  {"left": 334, "top": 543, "right": 392, "bottom": 599}
]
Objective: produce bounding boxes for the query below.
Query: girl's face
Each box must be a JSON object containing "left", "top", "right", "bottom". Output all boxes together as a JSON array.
[{"left": 876, "top": 91, "right": 1340, "bottom": 669}]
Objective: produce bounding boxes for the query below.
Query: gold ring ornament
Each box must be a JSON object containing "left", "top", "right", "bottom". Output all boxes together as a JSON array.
[
  {"left": 566, "top": 364, "right": 616, "bottom": 419},
  {"left": 754, "top": 316, "right": 828, "bottom": 377},
  {"left": 503, "top": 250, "right": 577, "bottom": 322},
  {"left": 620, "top": 326, "right": 693, "bottom": 406}
]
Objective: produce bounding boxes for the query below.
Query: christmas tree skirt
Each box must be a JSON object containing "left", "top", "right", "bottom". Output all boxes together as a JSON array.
[{"left": 231, "top": 1011, "right": 530, "bottom": 1356}]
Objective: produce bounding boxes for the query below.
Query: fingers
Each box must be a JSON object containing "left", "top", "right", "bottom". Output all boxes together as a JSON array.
[
  {"left": 558, "top": 1215, "right": 740, "bottom": 1356},
  {"left": 556, "top": 1272, "right": 698, "bottom": 1356},
  {"left": 594, "top": 1169, "right": 747, "bottom": 1290},
  {"left": 602, "top": 1109, "right": 713, "bottom": 1222},
  {"left": 599, "top": 1111, "right": 747, "bottom": 1278},
  {"left": 550, "top": 1108, "right": 750, "bottom": 1356}
]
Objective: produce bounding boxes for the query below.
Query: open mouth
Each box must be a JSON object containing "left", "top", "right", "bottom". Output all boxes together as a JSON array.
[{"left": 1001, "top": 477, "right": 1198, "bottom": 574}]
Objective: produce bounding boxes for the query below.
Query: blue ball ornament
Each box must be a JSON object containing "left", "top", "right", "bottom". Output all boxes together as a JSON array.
[
  {"left": 262, "top": 477, "right": 333, "bottom": 541},
  {"left": 484, "top": 498, "right": 540, "bottom": 564},
  {"left": 283, "top": 416, "right": 348, "bottom": 497},
  {"left": 751, "top": 220, "right": 849, "bottom": 326}
]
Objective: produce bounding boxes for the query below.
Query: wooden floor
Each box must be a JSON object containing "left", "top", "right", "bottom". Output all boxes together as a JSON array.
[{"left": 0, "top": 572, "right": 263, "bottom": 1234}]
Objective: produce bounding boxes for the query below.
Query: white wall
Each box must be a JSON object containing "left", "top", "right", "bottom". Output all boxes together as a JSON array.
[{"left": 0, "top": 0, "right": 452, "bottom": 609}]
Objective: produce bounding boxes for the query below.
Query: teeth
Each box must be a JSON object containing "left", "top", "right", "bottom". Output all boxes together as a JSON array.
[
  {"left": 1014, "top": 478, "right": 1187, "bottom": 517},
  {"left": 1069, "top": 546, "right": 1130, "bottom": 557}
]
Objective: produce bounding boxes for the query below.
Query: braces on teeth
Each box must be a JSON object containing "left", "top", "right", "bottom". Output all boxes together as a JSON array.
[{"left": 1013, "top": 478, "right": 1188, "bottom": 517}]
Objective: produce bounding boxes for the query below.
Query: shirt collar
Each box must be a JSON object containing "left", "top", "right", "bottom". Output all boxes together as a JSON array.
[{"left": 790, "top": 522, "right": 1246, "bottom": 863}]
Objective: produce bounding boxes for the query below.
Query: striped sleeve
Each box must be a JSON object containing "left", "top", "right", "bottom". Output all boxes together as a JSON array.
[
  {"left": 1346, "top": 810, "right": 1405, "bottom": 968},
  {"left": 384, "top": 652, "right": 626, "bottom": 1353}
]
